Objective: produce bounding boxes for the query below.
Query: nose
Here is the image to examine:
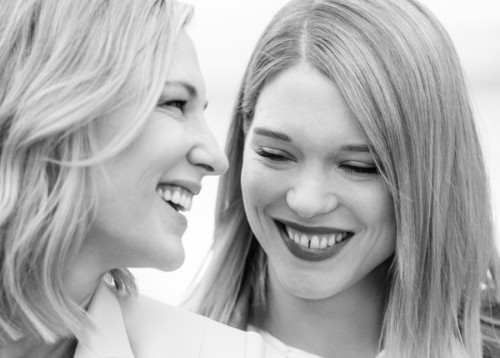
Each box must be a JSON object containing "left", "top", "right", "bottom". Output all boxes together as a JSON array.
[
  {"left": 187, "top": 120, "right": 228, "bottom": 176},
  {"left": 286, "top": 174, "right": 339, "bottom": 219}
]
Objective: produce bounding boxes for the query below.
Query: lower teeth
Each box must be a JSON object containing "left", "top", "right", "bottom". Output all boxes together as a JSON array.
[{"left": 166, "top": 200, "right": 180, "bottom": 211}]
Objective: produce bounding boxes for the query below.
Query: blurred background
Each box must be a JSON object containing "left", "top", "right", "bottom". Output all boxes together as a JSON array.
[{"left": 132, "top": 0, "right": 500, "bottom": 305}]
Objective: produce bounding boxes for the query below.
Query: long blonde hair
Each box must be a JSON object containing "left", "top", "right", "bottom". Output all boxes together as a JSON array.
[
  {"left": 0, "top": 0, "right": 192, "bottom": 343},
  {"left": 193, "top": 0, "right": 500, "bottom": 357}
]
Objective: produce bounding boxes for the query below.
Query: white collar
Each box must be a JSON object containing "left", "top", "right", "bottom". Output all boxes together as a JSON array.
[
  {"left": 73, "top": 282, "right": 134, "bottom": 358},
  {"left": 74, "top": 284, "right": 266, "bottom": 358},
  {"left": 249, "top": 326, "right": 385, "bottom": 358},
  {"left": 249, "top": 326, "right": 323, "bottom": 358}
]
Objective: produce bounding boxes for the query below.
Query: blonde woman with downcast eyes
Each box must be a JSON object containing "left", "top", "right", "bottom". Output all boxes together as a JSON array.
[
  {"left": 0, "top": 1, "right": 267, "bottom": 357},
  {"left": 191, "top": 0, "right": 500, "bottom": 357}
]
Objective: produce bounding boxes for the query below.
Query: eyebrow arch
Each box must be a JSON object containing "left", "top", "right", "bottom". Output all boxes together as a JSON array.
[
  {"left": 255, "top": 127, "right": 372, "bottom": 151},
  {"left": 164, "top": 81, "right": 208, "bottom": 109},
  {"left": 339, "top": 144, "right": 372, "bottom": 152},
  {"left": 253, "top": 127, "right": 291, "bottom": 142},
  {"left": 253, "top": 126, "right": 373, "bottom": 152}
]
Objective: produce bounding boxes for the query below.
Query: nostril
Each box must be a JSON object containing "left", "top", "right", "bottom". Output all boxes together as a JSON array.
[{"left": 197, "top": 163, "right": 214, "bottom": 173}]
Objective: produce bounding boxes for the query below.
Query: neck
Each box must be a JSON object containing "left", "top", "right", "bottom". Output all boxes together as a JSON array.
[
  {"left": 65, "top": 241, "right": 112, "bottom": 307},
  {"left": 64, "top": 263, "right": 104, "bottom": 308},
  {"left": 256, "top": 262, "right": 389, "bottom": 358}
]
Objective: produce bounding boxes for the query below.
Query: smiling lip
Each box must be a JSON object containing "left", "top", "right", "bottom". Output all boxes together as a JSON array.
[
  {"left": 156, "top": 181, "right": 197, "bottom": 234},
  {"left": 159, "top": 198, "right": 188, "bottom": 235},
  {"left": 275, "top": 220, "right": 352, "bottom": 262},
  {"left": 279, "top": 219, "right": 348, "bottom": 235}
]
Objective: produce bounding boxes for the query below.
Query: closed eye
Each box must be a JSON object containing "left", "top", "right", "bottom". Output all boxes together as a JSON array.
[
  {"left": 159, "top": 100, "right": 187, "bottom": 111},
  {"left": 255, "top": 148, "right": 292, "bottom": 162},
  {"left": 340, "top": 164, "right": 379, "bottom": 175}
]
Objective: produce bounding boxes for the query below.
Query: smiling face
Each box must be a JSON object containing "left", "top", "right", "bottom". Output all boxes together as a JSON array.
[
  {"left": 241, "top": 63, "right": 396, "bottom": 300},
  {"left": 81, "top": 31, "right": 228, "bottom": 273}
]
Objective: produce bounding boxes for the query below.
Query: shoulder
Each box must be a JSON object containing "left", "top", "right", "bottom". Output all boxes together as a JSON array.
[
  {"left": 118, "top": 293, "right": 197, "bottom": 332},
  {"left": 118, "top": 294, "right": 264, "bottom": 358}
]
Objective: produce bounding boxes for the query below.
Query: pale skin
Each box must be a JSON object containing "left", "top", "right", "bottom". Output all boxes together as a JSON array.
[
  {"left": 259, "top": 261, "right": 388, "bottom": 358},
  {"left": 1, "top": 31, "right": 227, "bottom": 358},
  {"left": 242, "top": 63, "right": 395, "bottom": 358}
]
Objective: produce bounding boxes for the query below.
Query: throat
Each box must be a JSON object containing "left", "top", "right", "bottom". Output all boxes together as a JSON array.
[{"left": 260, "top": 266, "right": 387, "bottom": 358}]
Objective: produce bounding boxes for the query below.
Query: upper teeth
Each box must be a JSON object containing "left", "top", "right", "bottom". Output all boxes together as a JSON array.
[
  {"left": 157, "top": 185, "right": 193, "bottom": 211},
  {"left": 285, "top": 225, "right": 348, "bottom": 249}
]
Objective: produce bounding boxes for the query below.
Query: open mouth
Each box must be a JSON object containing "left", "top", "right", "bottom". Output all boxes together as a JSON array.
[
  {"left": 156, "top": 185, "right": 193, "bottom": 212},
  {"left": 274, "top": 220, "right": 354, "bottom": 261}
]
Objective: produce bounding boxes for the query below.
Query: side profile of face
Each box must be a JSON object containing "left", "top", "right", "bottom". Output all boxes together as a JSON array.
[
  {"left": 241, "top": 63, "right": 396, "bottom": 300},
  {"left": 81, "top": 31, "right": 227, "bottom": 274}
]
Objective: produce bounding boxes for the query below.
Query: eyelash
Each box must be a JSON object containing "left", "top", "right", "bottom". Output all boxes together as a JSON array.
[
  {"left": 255, "top": 148, "right": 291, "bottom": 162},
  {"left": 340, "top": 164, "right": 379, "bottom": 175},
  {"left": 158, "top": 99, "right": 187, "bottom": 112},
  {"left": 257, "top": 148, "right": 379, "bottom": 175}
]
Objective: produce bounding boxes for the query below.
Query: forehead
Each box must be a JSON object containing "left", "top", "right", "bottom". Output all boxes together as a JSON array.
[
  {"left": 252, "top": 64, "right": 366, "bottom": 146},
  {"left": 166, "top": 31, "right": 205, "bottom": 91}
]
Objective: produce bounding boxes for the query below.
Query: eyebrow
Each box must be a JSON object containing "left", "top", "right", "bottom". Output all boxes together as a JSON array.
[
  {"left": 253, "top": 127, "right": 291, "bottom": 142},
  {"left": 339, "top": 144, "right": 372, "bottom": 152},
  {"left": 164, "top": 81, "right": 208, "bottom": 109},
  {"left": 253, "top": 126, "right": 372, "bottom": 153}
]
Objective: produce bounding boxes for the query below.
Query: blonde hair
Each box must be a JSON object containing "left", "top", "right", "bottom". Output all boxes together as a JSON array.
[
  {"left": 192, "top": 0, "right": 500, "bottom": 357},
  {"left": 0, "top": 0, "right": 192, "bottom": 343}
]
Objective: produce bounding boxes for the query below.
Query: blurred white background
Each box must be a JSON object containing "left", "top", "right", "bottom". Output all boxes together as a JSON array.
[{"left": 132, "top": 0, "right": 500, "bottom": 305}]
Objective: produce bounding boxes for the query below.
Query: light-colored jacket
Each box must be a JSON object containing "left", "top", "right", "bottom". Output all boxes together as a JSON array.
[
  {"left": 74, "top": 283, "right": 264, "bottom": 358},
  {"left": 72, "top": 283, "right": 467, "bottom": 358}
]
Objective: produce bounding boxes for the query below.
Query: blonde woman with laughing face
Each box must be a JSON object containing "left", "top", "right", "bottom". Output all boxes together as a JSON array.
[
  {"left": 0, "top": 1, "right": 266, "bottom": 357},
  {"left": 192, "top": 0, "right": 500, "bottom": 357}
]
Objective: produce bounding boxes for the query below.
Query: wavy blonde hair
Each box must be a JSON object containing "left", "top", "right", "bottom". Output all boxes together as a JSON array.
[
  {"left": 0, "top": 0, "right": 192, "bottom": 343},
  {"left": 192, "top": 0, "right": 500, "bottom": 357}
]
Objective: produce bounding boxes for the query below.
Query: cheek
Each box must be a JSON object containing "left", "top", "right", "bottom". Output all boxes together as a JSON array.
[
  {"left": 371, "top": 193, "right": 395, "bottom": 232},
  {"left": 344, "top": 182, "right": 396, "bottom": 259},
  {"left": 363, "top": 190, "right": 396, "bottom": 257},
  {"left": 350, "top": 182, "right": 395, "bottom": 227},
  {"left": 241, "top": 165, "right": 263, "bottom": 205},
  {"left": 240, "top": 158, "right": 286, "bottom": 243},
  {"left": 241, "top": 158, "right": 284, "bottom": 209}
]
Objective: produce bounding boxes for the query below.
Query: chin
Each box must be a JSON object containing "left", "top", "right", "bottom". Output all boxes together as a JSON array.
[
  {"left": 283, "top": 278, "right": 342, "bottom": 300},
  {"left": 272, "top": 264, "right": 353, "bottom": 301},
  {"left": 154, "top": 247, "right": 185, "bottom": 272},
  {"left": 139, "top": 236, "right": 186, "bottom": 272}
]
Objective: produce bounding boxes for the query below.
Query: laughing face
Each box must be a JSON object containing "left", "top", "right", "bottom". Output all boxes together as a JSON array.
[
  {"left": 82, "top": 31, "right": 228, "bottom": 273},
  {"left": 241, "top": 63, "right": 396, "bottom": 300}
]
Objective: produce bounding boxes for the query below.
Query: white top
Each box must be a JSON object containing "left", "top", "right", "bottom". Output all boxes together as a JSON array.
[
  {"left": 257, "top": 329, "right": 323, "bottom": 358},
  {"left": 74, "top": 283, "right": 265, "bottom": 358},
  {"left": 250, "top": 326, "right": 385, "bottom": 358},
  {"left": 254, "top": 328, "right": 466, "bottom": 358}
]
